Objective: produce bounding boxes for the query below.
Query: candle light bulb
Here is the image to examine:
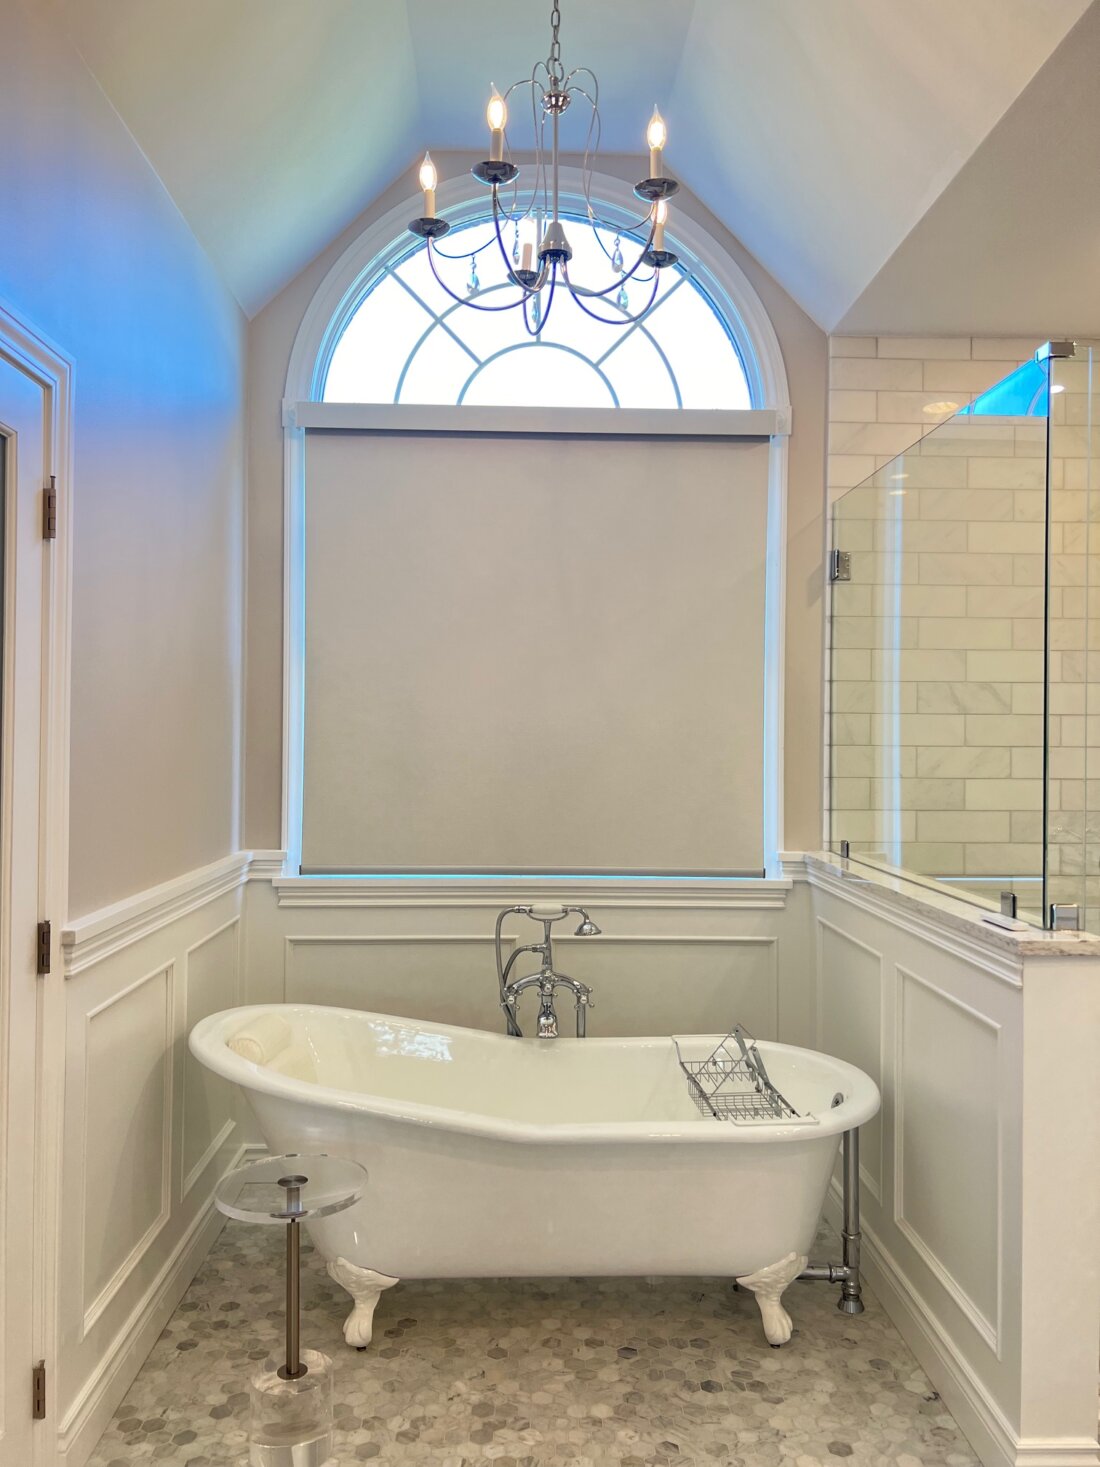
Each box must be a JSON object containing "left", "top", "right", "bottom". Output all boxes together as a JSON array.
[
  {"left": 486, "top": 87, "right": 507, "bottom": 133},
  {"left": 487, "top": 86, "right": 506, "bottom": 162},
  {"left": 646, "top": 106, "right": 667, "bottom": 178},
  {"left": 418, "top": 151, "right": 437, "bottom": 219}
]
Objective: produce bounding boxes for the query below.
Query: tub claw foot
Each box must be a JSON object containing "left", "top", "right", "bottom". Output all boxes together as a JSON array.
[
  {"left": 736, "top": 1252, "right": 807, "bottom": 1347},
  {"left": 327, "top": 1258, "right": 399, "bottom": 1349}
]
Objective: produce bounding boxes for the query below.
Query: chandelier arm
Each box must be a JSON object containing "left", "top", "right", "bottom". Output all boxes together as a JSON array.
[
  {"left": 559, "top": 219, "right": 660, "bottom": 301},
  {"left": 490, "top": 189, "right": 550, "bottom": 292},
  {"left": 425, "top": 239, "right": 529, "bottom": 313},
  {"left": 527, "top": 263, "right": 558, "bottom": 336},
  {"left": 429, "top": 239, "right": 491, "bottom": 262},
  {"left": 564, "top": 67, "right": 599, "bottom": 105},
  {"left": 563, "top": 269, "right": 660, "bottom": 327}
]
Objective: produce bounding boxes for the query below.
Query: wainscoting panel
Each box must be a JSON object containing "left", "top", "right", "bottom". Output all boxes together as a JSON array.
[
  {"left": 182, "top": 918, "right": 241, "bottom": 1198},
  {"left": 896, "top": 967, "right": 1002, "bottom": 1352},
  {"left": 805, "top": 853, "right": 1100, "bottom": 1467},
  {"left": 283, "top": 932, "right": 780, "bottom": 1038},
  {"left": 284, "top": 935, "right": 512, "bottom": 1030},
  {"left": 81, "top": 964, "right": 173, "bottom": 1331},
  {"left": 552, "top": 934, "right": 778, "bottom": 1037},
  {"left": 815, "top": 917, "right": 884, "bottom": 1199},
  {"left": 59, "top": 860, "right": 247, "bottom": 1467}
]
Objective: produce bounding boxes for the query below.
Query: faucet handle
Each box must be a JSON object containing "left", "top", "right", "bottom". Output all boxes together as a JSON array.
[{"left": 529, "top": 903, "right": 568, "bottom": 921}]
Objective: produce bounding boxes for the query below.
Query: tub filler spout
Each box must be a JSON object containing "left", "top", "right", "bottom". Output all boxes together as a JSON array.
[{"left": 495, "top": 903, "right": 599, "bottom": 1037}]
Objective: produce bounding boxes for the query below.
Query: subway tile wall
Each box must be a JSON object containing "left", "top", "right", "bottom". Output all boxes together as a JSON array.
[{"left": 827, "top": 335, "right": 1062, "bottom": 921}]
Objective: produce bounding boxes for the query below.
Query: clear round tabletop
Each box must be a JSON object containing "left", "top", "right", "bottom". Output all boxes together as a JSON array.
[{"left": 214, "top": 1153, "right": 367, "bottom": 1225}]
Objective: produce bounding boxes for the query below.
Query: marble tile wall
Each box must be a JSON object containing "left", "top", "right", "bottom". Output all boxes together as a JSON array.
[{"left": 826, "top": 336, "right": 1098, "bottom": 921}]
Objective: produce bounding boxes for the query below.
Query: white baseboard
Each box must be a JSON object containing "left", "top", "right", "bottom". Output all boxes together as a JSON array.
[
  {"left": 822, "top": 1190, "right": 1100, "bottom": 1467},
  {"left": 58, "top": 1142, "right": 258, "bottom": 1467}
]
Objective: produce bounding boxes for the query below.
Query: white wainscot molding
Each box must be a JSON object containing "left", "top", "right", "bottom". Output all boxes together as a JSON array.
[
  {"left": 57, "top": 855, "right": 252, "bottom": 1467},
  {"left": 799, "top": 852, "right": 1100, "bottom": 1467},
  {"left": 269, "top": 873, "right": 794, "bottom": 911}
]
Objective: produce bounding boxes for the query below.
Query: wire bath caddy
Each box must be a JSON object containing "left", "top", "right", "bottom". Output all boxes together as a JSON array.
[{"left": 674, "top": 1025, "right": 808, "bottom": 1124}]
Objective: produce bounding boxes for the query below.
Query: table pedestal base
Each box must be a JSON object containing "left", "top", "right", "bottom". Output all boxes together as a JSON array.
[{"left": 249, "top": 1348, "right": 333, "bottom": 1467}]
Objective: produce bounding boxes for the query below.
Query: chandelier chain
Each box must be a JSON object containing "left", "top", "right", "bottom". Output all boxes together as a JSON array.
[{"left": 547, "top": 0, "right": 564, "bottom": 88}]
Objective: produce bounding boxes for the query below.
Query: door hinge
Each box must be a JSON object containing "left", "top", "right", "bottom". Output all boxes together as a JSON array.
[
  {"left": 829, "top": 548, "right": 851, "bottom": 582},
  {"left": 32, "top": 1360, "right": 46, "bottom": 1420},
  {"left": 36, "top": 920, "right": 51, "bottom": 976},
  {"left": 42, "top": 475, "right": 57, "bottom": 540}
]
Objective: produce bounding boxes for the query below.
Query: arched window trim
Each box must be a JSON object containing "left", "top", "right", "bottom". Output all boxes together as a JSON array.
[
  {"left": 286, "top": 167, "right": 790, "bottom": 412},
  {"left": 279, "top": 169, "right": 792, "bottom": 887}
]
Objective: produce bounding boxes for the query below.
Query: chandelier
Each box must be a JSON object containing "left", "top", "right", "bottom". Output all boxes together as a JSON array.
[{"left": 407, "top": 0, "right": 680, "bottom": 335}]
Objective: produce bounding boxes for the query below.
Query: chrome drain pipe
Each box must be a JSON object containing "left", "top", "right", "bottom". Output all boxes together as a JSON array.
[{"left": 798, "top": 1128, "right": 864, "bottom": 1314}]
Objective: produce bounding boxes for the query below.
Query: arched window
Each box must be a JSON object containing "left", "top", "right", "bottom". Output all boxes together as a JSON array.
[
  {"left": 321, "top": 212, "right": 752, "bottom": 411},
  {"left": 283, "top": 175, "right": 791, "bottom": 878}
]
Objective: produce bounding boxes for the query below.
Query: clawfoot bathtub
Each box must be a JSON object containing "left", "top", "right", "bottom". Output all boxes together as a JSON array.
[{"left": 190, "top": 1005, "right": 879, "bottom": 1348}]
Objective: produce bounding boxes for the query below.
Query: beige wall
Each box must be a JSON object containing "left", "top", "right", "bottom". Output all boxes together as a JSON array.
[
  {"left": 244, "top": 151, "right": 828, "bottom": 856},
  {"left": 1, "top": 0, "right": 246, "bottom": 916}
]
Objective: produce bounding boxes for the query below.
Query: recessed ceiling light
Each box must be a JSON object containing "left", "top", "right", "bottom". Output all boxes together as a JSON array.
[
  {"left": 888, "top": 472, "right": 908, "bottom": 481},
  {"left": 1051, "top": 383, "right": 1066, "bottom": 394},
  {"left": 923, "top": 400, "right": 959, "bottom": 415},
  {"left": 889, "top": 488, "right": 907, "bottom": 496}
]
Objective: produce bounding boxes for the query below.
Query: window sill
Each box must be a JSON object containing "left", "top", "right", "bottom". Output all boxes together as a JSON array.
[{"left": 267, "top": 872, "right": 793, "bottom": 909}]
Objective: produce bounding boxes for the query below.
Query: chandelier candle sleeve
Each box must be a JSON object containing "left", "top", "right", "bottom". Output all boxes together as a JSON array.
[
  {"left": 647, "top": 107, "right": 667, "bottom": 178},
  {"left": 418, "top": 153, "right": 437, "bottom": 218},
  {"left": 487, "top": 88, "right": 506, "bottom": 163},
  {"left": 654, "top": 200, "right": 668, "bottom": 251}
]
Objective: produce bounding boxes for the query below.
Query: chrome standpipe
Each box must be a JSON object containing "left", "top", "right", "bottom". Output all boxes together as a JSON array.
[
  {"left": 838, "top": 1129, "right": 864, "bottom": 1315},
  {"left": 796, "top": 1127, "right": 865, "bottom": 1315}
]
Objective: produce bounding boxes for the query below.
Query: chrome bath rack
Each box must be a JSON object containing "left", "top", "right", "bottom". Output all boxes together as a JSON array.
[{"left": 675, "top": 1025, "right": 801, "bottom": 1123}]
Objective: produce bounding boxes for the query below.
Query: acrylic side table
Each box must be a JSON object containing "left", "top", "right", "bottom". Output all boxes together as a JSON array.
[{"left": 214, "top": 1153, "right": 367, "bottom": 1467}]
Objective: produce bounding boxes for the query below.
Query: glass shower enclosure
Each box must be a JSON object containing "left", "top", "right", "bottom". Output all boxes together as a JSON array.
[{"left": 828, "top": 340, "right": 1099, "bottom": 931}]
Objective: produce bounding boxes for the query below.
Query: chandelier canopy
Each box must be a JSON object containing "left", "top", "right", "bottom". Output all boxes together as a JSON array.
[{"left": 407, "top": 0, "right": 681, "bottom": 336}]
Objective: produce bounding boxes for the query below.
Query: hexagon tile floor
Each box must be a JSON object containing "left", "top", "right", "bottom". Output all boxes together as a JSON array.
[{"left": 87, "top": 1219, "right": 979, "bottom": 1467}]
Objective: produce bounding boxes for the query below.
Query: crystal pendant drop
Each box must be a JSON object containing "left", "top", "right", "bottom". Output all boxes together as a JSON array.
[
  {"left": 617, "top": 279, "right": 629, "bottom": 312},
  {"left": 468, "top": 257, "right": 480, "bottom": 295},
  {"left": 611, "top": 235, "right": 624, "bottom": 273},
  {"left": 531, "top": 293, "right": 541, "bottom": 331},
  {"left": 512, "top": 224, "right": 521, "bottom": 266}
]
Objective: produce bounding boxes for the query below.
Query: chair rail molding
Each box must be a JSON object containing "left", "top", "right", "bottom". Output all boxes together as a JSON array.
[{"left": 62, "top": 852, "right": 251, "bottom": 977}]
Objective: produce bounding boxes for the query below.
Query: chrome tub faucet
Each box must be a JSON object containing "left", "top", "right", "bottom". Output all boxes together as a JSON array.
[{"left": 494, "top": 904, "right": 600, "bottom": 1038}]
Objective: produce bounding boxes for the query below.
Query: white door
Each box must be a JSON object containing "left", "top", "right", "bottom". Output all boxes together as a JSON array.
[{"left": 0, "top": 353, "right": 48, "bottom": 1463}]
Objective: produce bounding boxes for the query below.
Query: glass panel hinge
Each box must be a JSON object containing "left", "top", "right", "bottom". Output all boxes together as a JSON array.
[{"left": 830, "top": 549, "right": 851, "bottom": 583}]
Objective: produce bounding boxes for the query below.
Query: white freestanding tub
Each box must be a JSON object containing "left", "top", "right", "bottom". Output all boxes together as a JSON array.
[{"left": 190, "top": 1004, "right": 879, "bottom": 1348}]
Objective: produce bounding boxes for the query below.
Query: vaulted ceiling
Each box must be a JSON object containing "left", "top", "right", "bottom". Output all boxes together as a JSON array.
[{"left": 44, "top": 0, "right": 1097, "bottom": 329}]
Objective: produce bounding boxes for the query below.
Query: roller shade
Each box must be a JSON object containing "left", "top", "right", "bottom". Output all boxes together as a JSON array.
[{"left": 302, "top": 430, "right": 768, "bottom": 874}]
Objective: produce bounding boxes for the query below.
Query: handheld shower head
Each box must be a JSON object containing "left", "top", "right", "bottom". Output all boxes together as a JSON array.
[{"left": 574, "top": 913, "right": 601, "bottom": 937}]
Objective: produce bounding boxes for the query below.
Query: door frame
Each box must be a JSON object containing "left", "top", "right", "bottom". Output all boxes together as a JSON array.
[{"left": 0, "top": 296, "right": 72, "bottom": 1465}]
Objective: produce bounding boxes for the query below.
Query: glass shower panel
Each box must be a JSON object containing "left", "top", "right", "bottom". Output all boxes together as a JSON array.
[
  {"left": 830, "top": 382, "right": 1047, "bottom": 920},
  {"left": 1047, "top": 343, "right": 1099, "bottom": 930}
]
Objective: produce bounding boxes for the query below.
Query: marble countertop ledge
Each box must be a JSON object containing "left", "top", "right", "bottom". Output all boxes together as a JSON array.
[{"left": 795, "top": 851, "right": 1100, "bottom": 959}]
